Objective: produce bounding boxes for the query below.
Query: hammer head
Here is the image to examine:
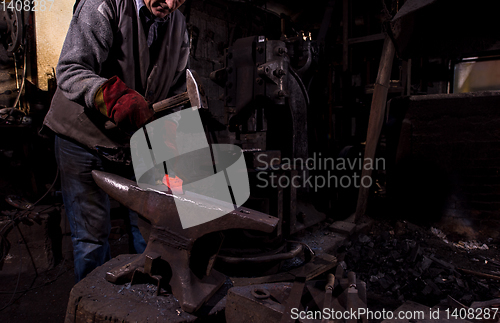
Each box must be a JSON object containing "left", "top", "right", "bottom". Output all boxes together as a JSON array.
[{"left": 186, "top": 69, "right": 209, "bottom": 110}]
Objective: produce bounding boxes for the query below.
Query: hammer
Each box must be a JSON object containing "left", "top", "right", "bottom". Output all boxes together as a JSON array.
[{"left": 152, "top": 69, "right": 208, "bottom": 113}]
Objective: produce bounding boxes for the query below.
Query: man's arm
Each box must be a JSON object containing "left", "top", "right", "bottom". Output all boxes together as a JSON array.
[{"left": 56, "top": 0, "right": 115, "bottom": 109}]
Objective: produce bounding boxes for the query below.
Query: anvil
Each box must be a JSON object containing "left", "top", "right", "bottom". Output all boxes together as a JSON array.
[{"left": 92, "top": 170, "right": 279, "bottom": 313}]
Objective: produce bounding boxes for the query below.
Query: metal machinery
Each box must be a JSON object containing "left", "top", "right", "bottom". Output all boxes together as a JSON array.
[
  {"left": 210, "top": 35, "right": 322, "bottom": 240},
  {"left": 0, "top": 4, "right": 22, "bottom": 54},
  {"left": 0, "top": 4, "right": 46, "bottom": 197},
  {"left": 0, "top": 4, "right": 27, "bottom": 113}
]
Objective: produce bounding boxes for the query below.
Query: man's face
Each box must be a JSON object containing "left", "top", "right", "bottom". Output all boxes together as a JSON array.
[{"left": 144, "top": 0, "right": 186, "bottom": 19}]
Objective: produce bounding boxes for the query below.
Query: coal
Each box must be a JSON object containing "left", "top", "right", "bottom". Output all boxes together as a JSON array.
[
  {"left": 419, "top": 256, "right": 433, "bottom": 271},
  {"left": 379, "top": 276, "right": 395, "bottom": 289},
  {"left": 358, "top": 234, "right": 371, "bottom": 243},
  {"left": 340, "top": 220, "right": 500, "bottom": 309}
]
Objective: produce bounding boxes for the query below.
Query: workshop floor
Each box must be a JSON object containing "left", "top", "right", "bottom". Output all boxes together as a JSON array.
[
  {"left": 1, "top": 211, "right": 499, "bottom": 322},
  {"left": 0, "top": 260, "right": 75, "bottom": 322},
  {"left": 0, "top": 207, "right": 134, "bottom": 323}
]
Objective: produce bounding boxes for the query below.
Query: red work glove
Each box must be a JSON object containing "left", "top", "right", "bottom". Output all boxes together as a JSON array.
[{"left": 95, "top": 76, "right": 154, "bottom": 132}]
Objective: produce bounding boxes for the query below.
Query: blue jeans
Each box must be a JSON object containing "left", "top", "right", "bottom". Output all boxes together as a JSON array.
[{"left": 55, "top": 135, "right": 147, "bottom": 282}]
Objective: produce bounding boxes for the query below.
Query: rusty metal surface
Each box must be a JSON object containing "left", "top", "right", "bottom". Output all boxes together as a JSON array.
[
  {"left": 226, "top": 283, "right": 293, "bottom": 323},
  {"left": 226, "top": 274, "right": 366, "bottom": 323},
  {"left": 65, "top": 254, "right": 228, "bottom": 323},
  {"left": 280, "top": 276, "right": 306, "bottom": 323},
  {"left": 0, "top": 7, "right": 22, "bottom": 53},
  {"left": 92, "top": 170, "right": 279, "bottom": 313},
  {"left": 217, "top": 242, "right": 303, "bottom": 264},
  {"left": 230, "top": 253, "right": 337, "bottom": 287}
]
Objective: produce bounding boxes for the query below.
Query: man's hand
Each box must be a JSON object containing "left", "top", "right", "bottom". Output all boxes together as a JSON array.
[{"left": 95, "top": 76, "right": 154, "bottom": 132}]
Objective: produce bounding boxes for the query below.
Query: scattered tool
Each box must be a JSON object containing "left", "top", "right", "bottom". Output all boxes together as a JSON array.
[
  {"left": 280, "top": 276, "right": 307, "bottom": 323},
  {"left": 321, "top": 273, "right": 335, "bottom": 323},
  {"left": 341, "top": 271, "right": 368, "bottom": 323}
]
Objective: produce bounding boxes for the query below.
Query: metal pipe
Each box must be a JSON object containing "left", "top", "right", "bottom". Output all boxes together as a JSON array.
[
  {"left": 288, "top": 67, "right": 310, "bottom": 107},
  {"left": 11, "top": 48, "right": 26, "bottom": 110},
  {"left": 295, "top": 41, "right": 312, "bottom": 76},
  {"left": 13, "top": 52, "right": 19, "bottom": 89},
  {"left": 217, "top": 243, "right": 303, "bottom": 264}
]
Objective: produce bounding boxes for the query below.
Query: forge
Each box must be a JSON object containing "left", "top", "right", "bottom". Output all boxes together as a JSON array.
[{"left": 1, "top": 0, "right": 500, "bottom": 322}]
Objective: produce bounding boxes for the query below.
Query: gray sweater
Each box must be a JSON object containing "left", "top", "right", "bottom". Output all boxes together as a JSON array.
[{"left": 44, "top": 0, "right": 189, "bottom": 163}]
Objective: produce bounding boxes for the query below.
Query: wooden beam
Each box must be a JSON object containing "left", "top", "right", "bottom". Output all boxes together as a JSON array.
[
  {"left": 348, "top": 33, "right": 385, "bottom": 45},
  {"left": 354, "top": 36, "right": 396, "bottom": 220}
]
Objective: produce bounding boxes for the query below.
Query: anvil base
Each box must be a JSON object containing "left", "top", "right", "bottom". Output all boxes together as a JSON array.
[{"left": 65, "top": 254, "right": 228, "bottom": 323}]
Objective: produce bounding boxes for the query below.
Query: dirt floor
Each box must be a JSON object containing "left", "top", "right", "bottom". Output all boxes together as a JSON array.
[
  {"left": 0, "top": 222, "right": 133, "bottom": 323},
  {"left": 0, "top": 260, "right": 75, "bottom": 322}
]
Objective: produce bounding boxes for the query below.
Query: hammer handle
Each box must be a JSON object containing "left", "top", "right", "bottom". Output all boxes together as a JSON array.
[{"left": 152, "top": 91, "right": 189, "bottom": 113}]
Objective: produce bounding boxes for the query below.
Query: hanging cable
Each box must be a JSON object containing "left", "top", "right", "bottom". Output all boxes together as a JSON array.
[
  {"left": 0, "top": 167, "right": 60, "bottom": 311},
  {"left": 11, "top": 44, "right": 27, "bottom": 110}
]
